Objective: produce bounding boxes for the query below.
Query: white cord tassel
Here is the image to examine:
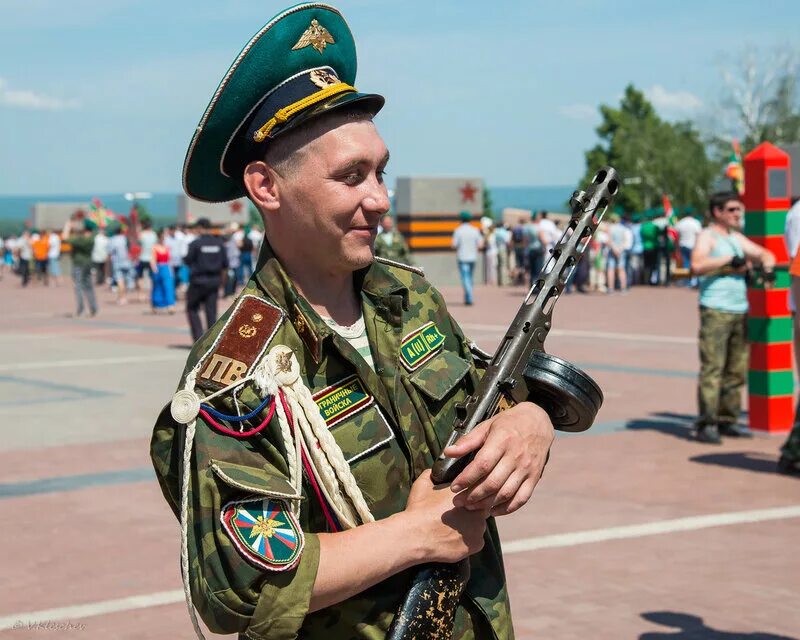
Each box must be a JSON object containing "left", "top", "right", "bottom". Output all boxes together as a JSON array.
[
  {"left": 260, "top": 346, "right": 374, "bottom": 528},
  {"left": 255, "top": 368, "right": 302, "bottom": 514}
]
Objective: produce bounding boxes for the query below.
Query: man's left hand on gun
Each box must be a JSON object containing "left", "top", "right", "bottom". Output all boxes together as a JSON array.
[{"left": 444, "top": 402, "right": 554, "bottom": 517}]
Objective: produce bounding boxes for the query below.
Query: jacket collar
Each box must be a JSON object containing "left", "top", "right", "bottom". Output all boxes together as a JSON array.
[{"left": 253, "top": 240, "right": 409, "bottom": 360}]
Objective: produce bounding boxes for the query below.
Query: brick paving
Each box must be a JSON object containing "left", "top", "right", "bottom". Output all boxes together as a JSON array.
[{"left": 0, "top": 274, "right": 797, "bottom": 639}]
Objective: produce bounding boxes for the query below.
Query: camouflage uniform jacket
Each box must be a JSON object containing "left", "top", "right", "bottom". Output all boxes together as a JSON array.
[
  {"left": 150, "top": 244, "right": 513, "bottom": 639},
  {"left": 373, "top": 230, "right": 412, "bottom": 265}
]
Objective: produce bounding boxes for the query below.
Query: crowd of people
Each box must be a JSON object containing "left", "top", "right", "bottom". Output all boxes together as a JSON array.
[
  {"left": 485, "top": 209, "right": 705, "bottom": 294},
  {"left": 441, "top": 207, "right": 705, "bottom": 307},
  {"left": 1, "top": 228, "right": 63, "bottom": 287},
  {"left": 1, "top": 206, "right": 706, "bottom": 318},
  {"left": 3, "top": 218, "right": 264, "bottom": 324}
]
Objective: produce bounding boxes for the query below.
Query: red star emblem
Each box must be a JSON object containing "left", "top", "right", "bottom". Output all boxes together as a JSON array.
[
  {"left": 230, "top": 201, "right": 243, "bottom": 214},
  {"left": 460, "top": 182, "right": 478, "bottom": 203}
]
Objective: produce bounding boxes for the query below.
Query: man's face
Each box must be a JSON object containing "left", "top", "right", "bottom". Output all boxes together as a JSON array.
[
  {"left": 381, "top": 216, "right": 394, "bottom": 233},
  {"left": 714, "top": 199, "right": 744, "bottom": 229},
  {"left": 272, "top": 119, "right": 391, "bottom": 275}
]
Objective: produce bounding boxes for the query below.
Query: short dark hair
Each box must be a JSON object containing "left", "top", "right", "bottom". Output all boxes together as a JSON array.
[{"left": 709, "top": 191, "right": 741, "bottom": 215}]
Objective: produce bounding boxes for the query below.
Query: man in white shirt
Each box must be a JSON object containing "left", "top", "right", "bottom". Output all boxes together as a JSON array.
[
  {"left": 606, "top": 214, "right": 629, "bottom": 292},
  {"left": 48, "top": 229, "right": 63, "bottom": 286},
  {"left": 494, "top": 224, "right": 511, "bottom": 286},
  {"left": 17, "top": 231, "right": 32, "bottom": 287},
  {"left": 451, "top": 210, "right": 484, "bottom": 305},
  {"left": 676, "top": 213, "right": 703, "bottom": 287},
  {"left": 164, "top": 226, "right": 182, "bottom": 290},
  {"left": 91, "top": 229, "right": 109, "bottom": 287},
  {"left": 109, "top": 226, "right": 133, "bottom": 304},
  {"left": 537, "top": 211, "right": 559, "bottom": 254},
  {"left": 247, "top": 226, "right": 264, "bottom": 259},
  {"left": 136, "top": 221, "right": 158, "bottom": 300}
]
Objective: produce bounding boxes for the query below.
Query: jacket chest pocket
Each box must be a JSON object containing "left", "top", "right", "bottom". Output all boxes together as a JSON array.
[
  {"left": 405, "top": 350, "right": 473, "bottom": 454},
  {"left": 312, "top": 375, "right": 409, "bottom": 518},
  {"left": 312, "top": 374, "right": 395, "bottom": 465}
]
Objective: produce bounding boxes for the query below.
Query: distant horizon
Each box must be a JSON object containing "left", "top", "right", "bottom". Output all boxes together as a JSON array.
[
  {"left": 0, "top": 183, "right": 576, "bottom": 199},
  {"left": 0, "top": 185, "right": 576, "bottom": 227}
]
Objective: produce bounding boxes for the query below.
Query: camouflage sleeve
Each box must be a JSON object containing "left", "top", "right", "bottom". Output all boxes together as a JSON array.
[{"left": 150, "top": 405, "right": 321, "bottom": 639}]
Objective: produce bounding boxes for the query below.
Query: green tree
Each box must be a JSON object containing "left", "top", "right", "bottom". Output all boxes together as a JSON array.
[{"left": 581, "top": 85, "right": 719, "bottom": 214}]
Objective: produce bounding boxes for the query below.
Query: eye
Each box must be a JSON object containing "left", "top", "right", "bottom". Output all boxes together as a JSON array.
[{"left": 341, "top": 172, "right": 364, "bottom": 186}]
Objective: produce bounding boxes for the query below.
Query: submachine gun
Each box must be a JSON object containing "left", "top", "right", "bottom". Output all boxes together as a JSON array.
[{"left": 386, "top": 167, "right": 621, "bottom": 640}]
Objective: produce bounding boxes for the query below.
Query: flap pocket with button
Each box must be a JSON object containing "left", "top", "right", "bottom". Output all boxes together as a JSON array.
[
  {"left": 312, "top": 374, "right": 396, "bottom": 465},
  {"left": 405, "top": 350, "right": 473, "bottom": 452},
  {"left": 210, "top": 459, "right": 301, "bottom": 500}
]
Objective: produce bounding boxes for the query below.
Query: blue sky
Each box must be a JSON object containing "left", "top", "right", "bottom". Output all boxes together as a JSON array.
[{"left": 1, "top": 0, "right": 797, "bottom": 195}]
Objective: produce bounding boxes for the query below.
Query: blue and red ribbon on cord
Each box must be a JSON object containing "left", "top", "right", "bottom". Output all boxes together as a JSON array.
[{"left": 199, "top": 394, "right": 276, "bottom": 438}]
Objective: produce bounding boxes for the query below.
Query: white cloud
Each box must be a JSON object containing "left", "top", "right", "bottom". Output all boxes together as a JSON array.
[
  {"left": 0, "top": 78, "right": 80, "bottom": 111},
  {"left": 558, "top": 104, "right": 597, "bottom": 121},
  {"left": 645, "top": 84, "right": 703, "bottom": 114}
]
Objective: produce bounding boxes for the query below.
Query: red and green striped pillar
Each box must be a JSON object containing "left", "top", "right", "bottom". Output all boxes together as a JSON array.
[{"left": 743, "top": 142, "right": 793, "bottom": 432}]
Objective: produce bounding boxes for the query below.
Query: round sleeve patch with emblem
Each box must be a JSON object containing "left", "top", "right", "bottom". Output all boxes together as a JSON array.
[{"left": 220, "top": 498, "right": 304, "bottom": 571}]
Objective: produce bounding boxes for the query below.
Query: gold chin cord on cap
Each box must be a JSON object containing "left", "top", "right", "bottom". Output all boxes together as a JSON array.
[{"left": 252, "top": 82, "right": 357, "bottom": 142}]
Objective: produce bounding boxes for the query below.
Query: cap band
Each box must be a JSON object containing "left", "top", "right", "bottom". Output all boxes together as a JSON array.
[{"left": 253, "top": 80, "right": 356, "bottom": 142}]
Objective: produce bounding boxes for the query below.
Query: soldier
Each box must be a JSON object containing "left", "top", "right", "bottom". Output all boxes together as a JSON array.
[
  {"left": 373, "top": 214, "right": 412, "bottom": 265},
  {"left": 62, "top": 218, "right": 98, "bottom": 317},
  {"left": 184, "top": 218, "right": 228, "bottom": 342},
  {"left": 151, "top": 5, "right": 554, "bottom": 639}
]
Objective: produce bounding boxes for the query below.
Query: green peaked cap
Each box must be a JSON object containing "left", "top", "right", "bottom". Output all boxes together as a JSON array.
[{"left": 183, "top": 3, "right": 384, "bottom": 203}]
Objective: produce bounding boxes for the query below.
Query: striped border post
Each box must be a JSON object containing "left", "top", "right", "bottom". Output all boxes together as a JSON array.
[{"left": 743, "top": 142, "right": 793, "bottom": 432}]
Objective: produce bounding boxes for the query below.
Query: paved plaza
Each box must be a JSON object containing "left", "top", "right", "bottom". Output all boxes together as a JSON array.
[{"left": 0, "top": 275, "right": 797, "bottom": 639}]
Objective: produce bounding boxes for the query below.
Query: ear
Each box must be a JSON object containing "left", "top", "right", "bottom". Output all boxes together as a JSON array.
[{"left": 243, "top": 161, "right": 281, "bottom": 213}]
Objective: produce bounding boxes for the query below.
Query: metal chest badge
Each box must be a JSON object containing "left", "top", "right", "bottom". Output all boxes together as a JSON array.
[{"left": 400, "top": 321, "right": 446, "bottom": 371}]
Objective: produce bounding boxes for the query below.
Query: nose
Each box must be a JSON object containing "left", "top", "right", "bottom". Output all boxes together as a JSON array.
[{"left": 363, "top": 177, "right": 391, "bottom": 216}]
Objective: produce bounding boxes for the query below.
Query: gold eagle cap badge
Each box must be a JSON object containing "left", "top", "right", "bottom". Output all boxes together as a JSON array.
[
  {"left": 309, "top": 68, "right": 339, "bottom": 88},
  {"left": 292, "top": 19, "right": 335, "bottom": 53}
]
